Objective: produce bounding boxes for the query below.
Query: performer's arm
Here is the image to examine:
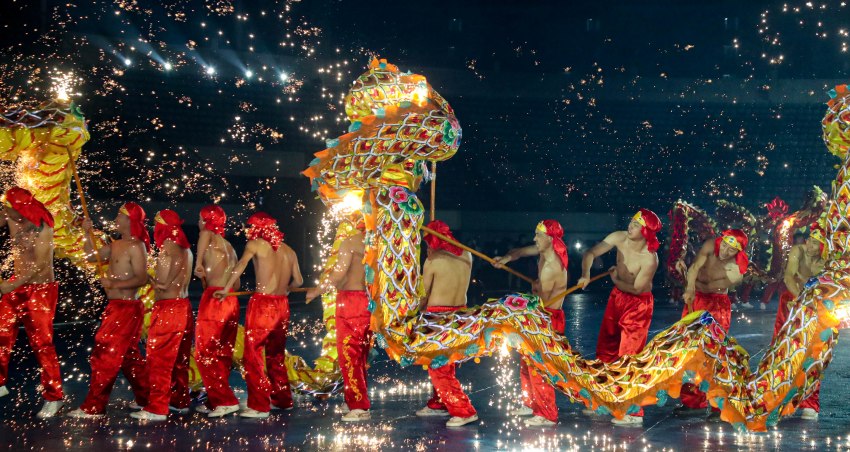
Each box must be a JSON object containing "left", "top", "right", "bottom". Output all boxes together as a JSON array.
[
  {"left": 0, "top": 228, "right": 52, "bottom": 293},
  {"left": 578, "top": 232, "right": 619, "bottom": 288},
  {"left": 629, "top": 259, "right": 658, "bottom": 295},
  {"left": 305, "top": 242, "right": 352, "bottom": 303},
  {"left": 103, "top": 242, "right": 148, "bottom": 290},
  {"left": 82, "top": 219, "right": 110, "bottom": 263},
  {"left": 289, "top": 248, "right": 304, "bottom": 290},
  {"left": 684, "top": 241, "right": 712, "bottom": 309},
  {"left": 215, "top": 241, "right": 256, "bottom": 298},
  {"left": 0, "top": 209, "right": 7, "bottom": 228},
  {"left": 494, "top": 245, "right": 537, "bottom": 267},
  {"left": 784, "top": 246, "right": 803, "bottom": 297},
  {"left": 194, "top": 229, "right": 212, "bottom": 281}
]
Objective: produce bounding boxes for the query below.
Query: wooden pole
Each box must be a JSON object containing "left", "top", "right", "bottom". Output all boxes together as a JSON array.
[
  {"left": 420, "top": 225, "right": 535, "bottom": 284},
  {"left": 544, "top": 270, "right": 613, "bottom": 305},
  {"left": 430, "top": 162, "right": 436, "bottom": 222},
  {"left": 65, "top": 148, "right": 104, "bottom": 273}
]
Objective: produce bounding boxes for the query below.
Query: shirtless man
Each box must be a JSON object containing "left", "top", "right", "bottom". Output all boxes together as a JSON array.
[
  {"left": 675, "top": 229, "right": 748, "bottom": 415},
  {"left": 0, "top": 187, "right": 64, "bottom": 418},
  {"left": 774, "top": 230, "right": 825, "bottom": 420},
  {"left": 305, "top": 221, "right": 373, "bottom": 422},
  {"left": 216, "top": 212, "right": 303, "bottom": 418},
  {"left": 578, "top": 208, "right": 661, "bottom": 426},
  {"left": 495, "top": 219, "right": 569, "bottom": 426},
  {"left": 407, "top": 220, "right": 479, "bottom": 427},
  {"left": 131, "top": 210, "right": 194, "bottom": 421},
  {"left": 193, "top": 205, "right": 241, "bottom": 418},
  {"left": 68, "top": 202, "right": 151, "bottom": 418}
]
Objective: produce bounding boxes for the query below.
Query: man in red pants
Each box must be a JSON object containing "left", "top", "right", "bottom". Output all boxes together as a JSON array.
[
  {"left": 578, "top": 208, "right": 661, "bottom": 426},
  {"left": 0, "top": 187, "right": 64, "bottom": 418},
  {"left": 216, "top": 212, "right": 303, "bottom": 418},
  {"left": 193, "top": 205, "right": 241, "bottom": 418},
  {"left": 495, "top": 219, "right": 569, "bottom": 427},
  {"left": 306, "top": 221, "right": 373, "bottom": 422},
  {"left": 774, "top": 230, "right": 824, "bottom": 420},
  {"left": 68, "top": 202, "right": 151, "bottom": 418},
  {"left": 404, "top": 220, "right": 479, "bottom": 427},
  {"left": 131, "top": 210, "right": 194, "bottom": 421},
  {"left": 675, "top": 229, "right": 748, "bottom": 417}
]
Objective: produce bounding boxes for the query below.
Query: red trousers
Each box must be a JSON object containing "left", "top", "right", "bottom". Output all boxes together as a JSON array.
[
  {"left": 761, "top": 281, "right": 787, "bottom": 306},
  {"left": 195, "top": 287, "right": 239, "bottom": 408},
  {"left": 0, "top": 282, "right": 63, "bottom": 401},
  {"left": 144, "top": 298, "right": 193, "bottom": 415},
  {"left": 596, "top": 287, "right": 653, "bottom": 417},
  {"left": 519, "top": 307, "right": 565, "bottom": 422},
  {"left": 773, "top": 290, "right": 820, "bottom": 412},
  {"left": 244, "top": 293, "right": 291, "bottom": 412},
  {"left": 337, "top": 290, "right": 372, "bottom": 411},
  {"left": 680, "top": 292, "right": 731, "bottom": 409},
  {"left": 424, "top": 305, "right": 476, "bottom": 418},
  {"left": 80, "top": 299, "right": 149, "bottom": 414}
]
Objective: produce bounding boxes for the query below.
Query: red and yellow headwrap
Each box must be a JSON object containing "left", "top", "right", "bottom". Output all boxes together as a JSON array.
[
  {"left": 2, "top": 187, "right": 54, "bottom": 228},
  {"left": 632, "top": 208, "right": 662, "bottom": 253},
  {"left": 154, "top": 209, "right": 190, "bottom": 250},
  {"left": 119, "top": 202, "right": 151, "bottom": 251},
  {"left": 536, "top": 219, "right": 569, "bottom": 270},
  {"left": 246, "top": 212, "right": 283, "bottom": 251},
  {"left": 808, "top": 221, "right": 826, "bottom": 254},
  {"left": 714, "top": 229, "right": 749, "bottom": 274},
  {"left": 200, "top": 204, "right": 226, "bottom": 236},
  {"left": 423, "top": 220, "right": 463, "bottom": 256}
]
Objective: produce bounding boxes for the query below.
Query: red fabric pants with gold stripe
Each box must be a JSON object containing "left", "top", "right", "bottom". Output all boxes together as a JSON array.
[
  {"left": 596, "top": 287, "right": 654, "bottom": 417},
  {"left": 337, "top": 290, "right": 372, "bottom": 411},
  {"left": 773, "top": 290, "right": 820, "bottom": 412},
  {"left": 680, "top": 291, "right": 731, "bottom": 409},
  {"left": 519, "top": 307, "right": 565, "bottom": 422},
  {"left": 195, "top": 286, "right": 239, "bottom": 409},
  {"left": 144, "top": 298, "right": 194, "bottom": 415},
  {"left": 424, "top": 305, "right": 477, "bottom": 418},
  {"left": 0, "top": 282, "right": 63, "bottom": 401},
  {"left": 244, "top": 293, "right": 291, "bottom": 412},
  {"left": 80, "top": 299, "right": 149, "bottom": 414}
]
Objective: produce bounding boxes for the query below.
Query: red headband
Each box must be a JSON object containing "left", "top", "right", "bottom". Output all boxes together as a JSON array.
[
  {"left": 536, "top": 219, "right": 569, "bottom": 270},
  {"left": 714, "top": 229, "right": 749, "bottom": 274},
  {"left": 154, "top": 209, "right": 190, "bottom": 250},
  {"left": 632, "top": 208, "right": 662, "bottom": 253},
  {"left": 246, "top": 212, "right": 283, "bottom": 251},
  {"left": 200, "top": 204, "right": 226, "bottom": 236},
  {"left": 423, "top": 220, "right": 463, "bottom": 256},
  {"left": 119, "top": 202, "right": 151, "bottom": 251},
  {"left": 3, "top": 187, "right": 54, "bottom": 228}
]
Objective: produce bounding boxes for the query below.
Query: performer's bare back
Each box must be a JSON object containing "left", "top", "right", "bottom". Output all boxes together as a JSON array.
[
  {"left": 202, "top": 233, "right": 239, "bottom": 289},
  {"left": 423, "top": 250, "right": 472, "bottom": 307},
  {"left": 5, "top": 219, "right": 54, "bottom": 284},
  {"left": 251, "top": 240, "right": 299, "bottom": 295},
  {"left": 155, "top": 242, "right": 193, "bottom": 300}
]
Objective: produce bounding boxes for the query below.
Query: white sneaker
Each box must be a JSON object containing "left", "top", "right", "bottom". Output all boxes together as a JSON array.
[
  {"left": 36, "top": 400, "right": 64, "bottom": 419},
  {"left": 195, "top": 405, "right": 211, "bottom": 415},
  {"left": 611, "top": 415, "right": 643, "bottom": 426},
  {"left": 800, "top": 408, "right": 819, "bottom": 420},
  {"left": 446, "top": 414, "right": 478, "bottom": 427},
  {"left": 759, "top": 303, "right": 767, "bottom": 311},
  {"left": 524, "top": 415, "right": 556, "bottom": 426},
  {"left": 168, "top": 405, "right": 189, "bottom": 415},
  {"left": 66, "top": 408, "right": 103, "bottom": 419},
  {"left": 339, "top": 403, "right": 350, "bottom": 414},
  {"left": 416, "top": 406, "right": 450, "bottom": 417},
  {"left": 208, "top": 404, "right": 240, "bottom": 418},
  {"left": 0, "top": 386, "right": 8, "bottom": 398},
  {"left": 510, "top": 406, "right": 534, "bottom": 416},
  {"left": 130, "top": 410, "right": 167, "bottom": 421},
  {"left": 740, "top": 302, "right": 754, "bottom": 309},
  {"left": 342, "top": 409, "right": 371, "bottom": 422},
  {"left": 128, "top": 402, "right": 143, "bottom": 410},
  {"left": 239, "top": 408, "right": 270, "bottom": 419}
]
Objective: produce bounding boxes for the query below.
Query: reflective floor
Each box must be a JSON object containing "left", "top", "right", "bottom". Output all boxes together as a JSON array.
[{"left": 1, "top": 292, "right": 849, "bottom": 451}]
